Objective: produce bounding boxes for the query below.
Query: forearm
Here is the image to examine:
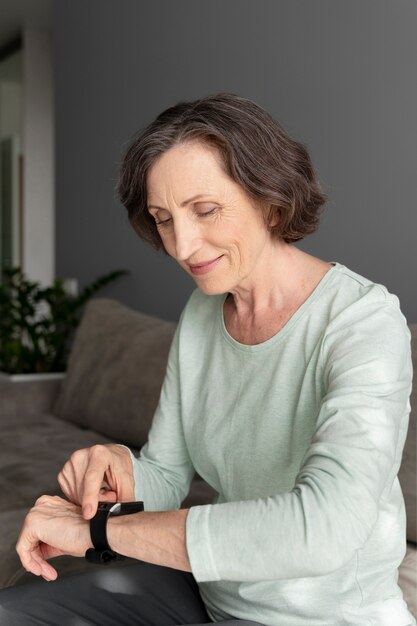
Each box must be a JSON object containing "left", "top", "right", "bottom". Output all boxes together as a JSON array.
[{"left": 107, "top": 508, "right": 192, "bottom": 572}]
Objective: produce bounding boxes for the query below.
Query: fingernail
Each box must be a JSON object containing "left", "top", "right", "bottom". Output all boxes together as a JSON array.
[{"left": 83, "top": 505, "right": 92, "bottom": 518}]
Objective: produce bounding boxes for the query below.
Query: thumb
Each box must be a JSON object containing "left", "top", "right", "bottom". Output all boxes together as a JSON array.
[
  {"left": 82, "top": 464, "right": 109, "bottom": 519},
  {"left": 82, "top": 502, "right": 95, "bottom": 520}
]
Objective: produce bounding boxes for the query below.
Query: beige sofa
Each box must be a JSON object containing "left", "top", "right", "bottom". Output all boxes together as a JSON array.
[{"left": 0, "top": 298, "right": 415, "bottom": 618}]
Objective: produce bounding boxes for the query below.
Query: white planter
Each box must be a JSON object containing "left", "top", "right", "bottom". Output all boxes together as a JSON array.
[{"left": 0, "top": 371, "right": 66, "bottom": 383}]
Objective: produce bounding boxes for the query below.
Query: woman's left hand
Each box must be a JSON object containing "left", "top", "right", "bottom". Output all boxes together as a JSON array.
[{"left": 15, "top": 495, "right": 92, "bottom": 582}]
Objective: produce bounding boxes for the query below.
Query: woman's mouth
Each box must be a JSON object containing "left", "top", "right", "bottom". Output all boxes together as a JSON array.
[{"left": 188, "top": 256, "right": 223, "bottom": 275}]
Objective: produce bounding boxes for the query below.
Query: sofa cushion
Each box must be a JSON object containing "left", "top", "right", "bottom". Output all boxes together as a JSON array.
[
  {"left": 53, "top": 298, "right": 176, "bottom": 448},
  {"left": 398, "top": 323, "right": 417, "bottom": 544},
  {"left": 0, "top": 411, "right": 116, "bottom": 511}
]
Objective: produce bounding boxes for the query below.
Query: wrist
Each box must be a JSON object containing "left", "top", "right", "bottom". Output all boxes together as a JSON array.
[
  {"left": 106, "top": 510, "right": 139, "bottom": 559},
  {"left": 81, "top": 520, "right": 94, "bottom": 555},
  {"left": 85, "top": 501, "right": 144, "bottom": 565}
]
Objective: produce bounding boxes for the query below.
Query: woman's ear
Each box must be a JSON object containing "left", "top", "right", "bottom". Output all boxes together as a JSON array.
[{"left": 266, "top": 204, "right": 281, "bottom": 229}]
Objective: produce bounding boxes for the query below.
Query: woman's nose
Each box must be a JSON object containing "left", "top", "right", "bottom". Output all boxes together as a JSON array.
[{"left": 173, "top": 218, "right": 201, "bottom": 261}]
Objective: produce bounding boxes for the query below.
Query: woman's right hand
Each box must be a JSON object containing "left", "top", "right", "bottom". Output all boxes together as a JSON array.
[{"left": 57, "top": 444, "right": 135, "bottom": 519}]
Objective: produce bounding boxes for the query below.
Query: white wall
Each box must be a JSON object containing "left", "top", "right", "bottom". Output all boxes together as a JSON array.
[{"left": 22, "top": 28, "right": 54, "bottom": 286}]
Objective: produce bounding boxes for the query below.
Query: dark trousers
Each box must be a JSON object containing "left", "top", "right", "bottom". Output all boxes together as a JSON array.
[{"left": 0, "top": 561, "right": 264, "bottom": 626}]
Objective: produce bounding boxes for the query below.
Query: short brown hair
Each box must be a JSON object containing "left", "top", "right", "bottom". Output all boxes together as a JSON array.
[{"left": 117, "top": 92, "right": 327, "bottom": 251}]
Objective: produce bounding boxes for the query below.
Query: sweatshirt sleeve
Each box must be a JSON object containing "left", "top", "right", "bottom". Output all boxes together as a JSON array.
[
  {"left": 185, "top": 298, "right": 413, "bottom": 582},
  {"left": 126, "top": 317, "right": 196, "bottom": 512}
]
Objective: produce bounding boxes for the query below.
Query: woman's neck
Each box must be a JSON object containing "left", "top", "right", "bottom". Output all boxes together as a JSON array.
[{"left": 223, "top": 244, "right": 332, "bottom": 345}]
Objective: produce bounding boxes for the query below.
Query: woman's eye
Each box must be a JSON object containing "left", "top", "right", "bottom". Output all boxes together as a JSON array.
[
  {"left": 197, "top": 206, "right": 217, "bottom": 217},
  {"left": 154, "top": 210, "right": 172, "bottom": 226},
  {"left": 155, "top": 217, "right": 172, "bottom": 226}
]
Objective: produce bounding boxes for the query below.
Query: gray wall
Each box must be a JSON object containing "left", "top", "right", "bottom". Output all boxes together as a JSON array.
[{"left": 54, "top": 0, "right": 417, "bottom": 322}]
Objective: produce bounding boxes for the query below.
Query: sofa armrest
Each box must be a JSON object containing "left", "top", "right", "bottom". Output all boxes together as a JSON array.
[{"left": 0, "top": 379, "right": 63, "bottom": 419}]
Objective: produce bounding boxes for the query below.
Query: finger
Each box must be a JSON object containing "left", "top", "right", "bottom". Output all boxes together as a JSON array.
[
  {"left": 82, "top": 464, "right": 109, "bottom": 519},
  {"left": 32, "top": 546, "right": 58, "bottom": 581},
  {"left": 57, "top": 469, "right": 65, "bottom": 492},
  {"left": 104, "top": 463, "right": 131, "bottom": 502},
  {"left": 57, "top": 472, "right": 73, "bottom": 501},
  {"left": 62, "top": 460, "right": 81, "bottom": 504},
  {"left": 16, "top": 533, "right": 52, "bottom": 580},
  {"left": 42, "top": 566, "right": 58, "bottom": 582},
  {"left": 59, "top": 468, "right": 80, "bottom": 506},
  {"left": 63, "top": 448, "right": 91, "bottom": 505},
  {"left": 99, "top": 489, "right": 118, "bottom": 502},
  {"left": 58, "top": 464, "right": 74, "bottom": 498}
]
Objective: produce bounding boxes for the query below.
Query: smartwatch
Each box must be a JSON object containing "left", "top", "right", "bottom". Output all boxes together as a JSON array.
[{"left": 85, "top": 501, "right": 144, "bottom": 565}]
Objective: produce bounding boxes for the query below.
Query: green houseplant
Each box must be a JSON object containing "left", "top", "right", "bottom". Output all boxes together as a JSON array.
[{"left": 0, "top": 267, "right": 128, "bottom": 376}]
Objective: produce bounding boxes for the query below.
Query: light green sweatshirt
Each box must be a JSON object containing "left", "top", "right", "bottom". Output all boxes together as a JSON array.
[{"left": 129, "top": 261, "right": 415, "bottom": 626}]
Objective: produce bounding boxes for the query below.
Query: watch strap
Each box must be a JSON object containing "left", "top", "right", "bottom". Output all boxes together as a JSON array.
[{"left": 85, "top": 501, "right": 144, "bottom": 565}]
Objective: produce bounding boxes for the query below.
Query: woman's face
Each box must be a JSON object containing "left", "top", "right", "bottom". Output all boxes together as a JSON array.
[{"left": 146, "top": 141, "right": 274, "bottom": 295}]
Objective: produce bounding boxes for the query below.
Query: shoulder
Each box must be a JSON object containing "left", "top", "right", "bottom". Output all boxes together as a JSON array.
[
  {"left": 328, "top": 262, "right": 395, "bottom": 304},
  {"left": 325, "top": 262, "right": 408, "bottom": 331},
  {"left": 322, "top": 263, "right": 412, "bottom": 374}
]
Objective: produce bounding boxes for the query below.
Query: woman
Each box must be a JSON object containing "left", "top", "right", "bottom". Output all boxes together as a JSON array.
[{"left": 1, "top": 93, "right": 414, "bottom": 626}]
